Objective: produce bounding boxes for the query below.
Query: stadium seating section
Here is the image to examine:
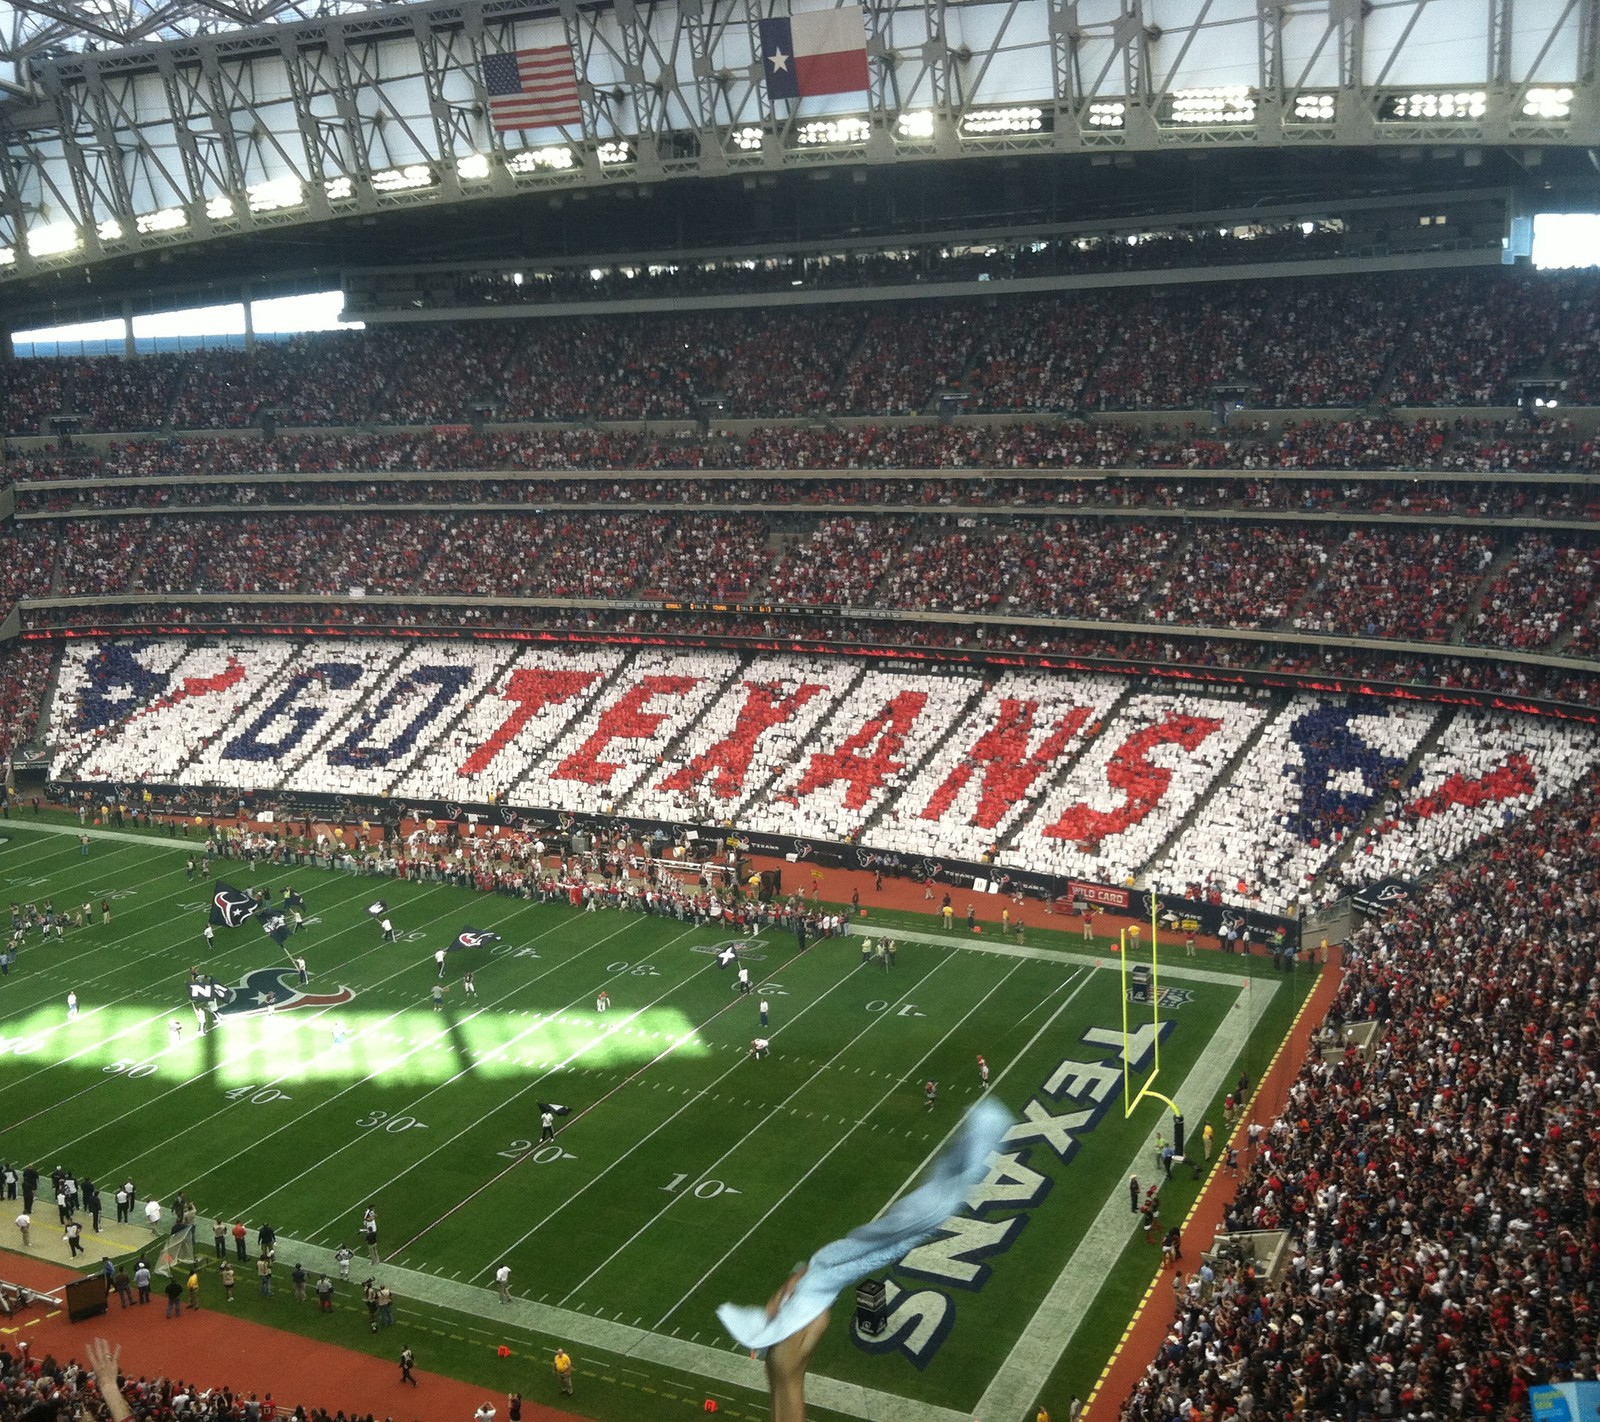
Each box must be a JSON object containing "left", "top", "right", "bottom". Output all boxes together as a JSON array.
[
  {"left": 36, "top": 638, "right": 1598, "bottom": 916},
  {"left": 4, "top": 258, "right": 1600, "bottom": 1422}
]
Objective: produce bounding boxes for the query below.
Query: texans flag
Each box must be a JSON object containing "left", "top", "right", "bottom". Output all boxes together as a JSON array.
[
  {"left": 538, "top": 1102, "right": 573, "bottom": 1117},
  {"left": 451, "top": 927, "right": 503, "bottom": 953},
  {"left": 210, "top": 882, "right": 259, "bottom": 929},
  {"left": 284, "top": 888, "right": 305, "bottom": 910},
  {"left": 367, "top": 900, "right": 389, "bottom": 917},
  {"left": 260, "top": 909, "right": 292, "bottom": 945}
]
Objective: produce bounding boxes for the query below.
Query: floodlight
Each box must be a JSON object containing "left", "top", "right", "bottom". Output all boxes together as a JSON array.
[
  {"left": 1521, "top": 88, "right": 1573, "bottom": 120},
  {"left": 1383, "top": 91, "right": 1487, "bottom": 120},
  {"left": 896, "top": 111, "right": 935, "bottom": 139},
  {"left": 139, "top": 204, "right": 192, "bottom": 230},
  {"left": 202, "top": 196, "right": 233, "bottom": 221},
  {"left": 597, "top": 140, "right": 633, "bottom": 164},
  {"left": 505, "top": 147, "right": 574, "bottom": 174},
  {"left": 456, "top": 153, "right": 491, "bottom": 181},
  {"left": 796, "top": 117, "right": 870, "bottom": 146},
  {"left": 1167, "top": 86, "right": 1255, "bottom": 124},
  {"left": 730, "top": 125, "right": 764, "bottom": 151},
  {"left": 1087, "top": 101, "right": 1125, "bottom": 129},
  {"left": 961, "top": 106, "right": 1045, "bottom": 135},
  {"left": 1291, "top": 93, "right": 1335, "bottom": 121},
  {"left": 371, "top": 164, "right": 436, "bottom": 192},
  {"left": 0, "top": 246, "right": 14, "bottom": 266},
  {"left": 247, "top": 176, "right": 304, "bottom": 212},
  {"left": 324, "top": 176, "right": 355, "bottom": 201},
  {"left": 97, "top": 219, "right": 124, "bottom": 241},
  {"left": 27, "top": 221, "right": 81, "bottom": 256}
]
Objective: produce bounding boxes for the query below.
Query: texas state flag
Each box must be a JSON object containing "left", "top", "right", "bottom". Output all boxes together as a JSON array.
[{"left": 759, "top": 6, "right": 870, "bottom": 100}]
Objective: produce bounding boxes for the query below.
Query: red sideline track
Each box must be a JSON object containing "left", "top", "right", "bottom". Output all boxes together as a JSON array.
[{"left": 0, "top": 1253, "right": 586, "bottom": 1422}]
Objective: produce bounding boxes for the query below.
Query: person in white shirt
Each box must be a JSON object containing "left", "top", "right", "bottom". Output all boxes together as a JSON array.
[
  {"left": 750, "top": 1038, "right": 770, "bottom": 1060},
  {"left": 495, "top": 1263, "right": 512, "bottom": 1304}
]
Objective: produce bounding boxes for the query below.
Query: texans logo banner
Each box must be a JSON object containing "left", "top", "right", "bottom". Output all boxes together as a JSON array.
[
  {"left": 367, "top": 899, "right": 389, "bottom": 916},
  {"left": 260, "top": 910, "right": 292, "bottom": 945},
  {"left": 210, "top": 882, "right": 259, "bottom": 929},
  {"left": 284, "top": 888, "right": 305, "bottom": 909},
  {"left": 451, "top": 927, "right": 503, "bottom": 952}
]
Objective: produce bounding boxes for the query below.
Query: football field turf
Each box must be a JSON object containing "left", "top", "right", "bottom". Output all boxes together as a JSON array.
[{"left": 0, "top": 816, "right": 1313, "bottom": 1420}]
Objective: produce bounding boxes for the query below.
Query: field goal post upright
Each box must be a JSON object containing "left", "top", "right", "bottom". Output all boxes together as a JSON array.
[{"left": 1121, "top": 888, "right": 1180, "bottom": 1129}]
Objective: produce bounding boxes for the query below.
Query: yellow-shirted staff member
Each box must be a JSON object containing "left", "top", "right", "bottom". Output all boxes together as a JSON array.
[{"left": 552, "top": 1347, "right": 574, "bottom": 1396}]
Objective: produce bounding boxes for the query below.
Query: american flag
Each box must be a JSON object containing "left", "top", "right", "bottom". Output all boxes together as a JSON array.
[{"left": 482, "top": 46, "right": 584, "bottom": 131}]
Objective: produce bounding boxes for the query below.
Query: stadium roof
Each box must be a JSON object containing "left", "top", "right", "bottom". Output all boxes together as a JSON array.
[{"left": 0, "top": 0, "right": 398, "bottom": 75}]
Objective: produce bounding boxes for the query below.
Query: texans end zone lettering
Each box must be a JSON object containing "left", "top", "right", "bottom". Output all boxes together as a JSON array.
[{"left": 852, "top": 1016, "right": 1172, "bottom": 1370}]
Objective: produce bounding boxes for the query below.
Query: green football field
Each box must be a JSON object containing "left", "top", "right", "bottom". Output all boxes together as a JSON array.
[{"left": 0, "top": 814, "right": 1314, "bottom": 1421}]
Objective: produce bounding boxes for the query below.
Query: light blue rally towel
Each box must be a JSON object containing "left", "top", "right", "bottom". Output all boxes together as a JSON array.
[{"left": 715, "top": 1097, "right": 1013, "bottom": 1350}]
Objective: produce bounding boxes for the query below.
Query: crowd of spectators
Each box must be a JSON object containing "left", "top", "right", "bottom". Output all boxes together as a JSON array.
[
  {"left": 7, "top": 269, "right": 1599, "bottom": 438},
  {"left": 1086, "top": 287, "right": 1264, "bottom": 411},
  {"left": 1144, "top": 526, "right": 1329, "bottom": 631},
  {"left": 0, "top": 641, "right": 51, "bottom": 758},
  {"left": 1119, "top": 767, "right": 1600, "bottom": 1422},
  {"left": 7, "top": 506, "right": 1600, "bottom": 675},
  {"left": 8, "top": 415, "right": 1600, "bottom": 492},
  {"left": 1007, "top": 519, "right": 1176, "bottom": 620},
  {"left": 1465, "top": 534, "right": 1595, "bottom": 651},
  {"left": 1387, "top": 271, "right": 1573, "bottom": 406},
  {"left": 764, "top": 517, "right": 909, "bottom": 606},
  {"left": 1292, "top": 530, "right": 1496, "bottom": 642}
]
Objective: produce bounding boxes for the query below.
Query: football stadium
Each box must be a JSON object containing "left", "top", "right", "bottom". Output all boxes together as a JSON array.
[{"left": 0, "top": 2, "right": 1598, "bottom": 1420}]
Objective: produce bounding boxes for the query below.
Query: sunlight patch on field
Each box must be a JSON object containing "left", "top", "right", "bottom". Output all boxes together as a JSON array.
[{"left": 0, "top": 1005, "right": 709, "bottom": 1087}]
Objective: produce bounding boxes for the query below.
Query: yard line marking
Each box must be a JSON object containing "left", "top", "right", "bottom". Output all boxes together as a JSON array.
[
  {"left": 883, "top": 963, "right": 1096, "bottom": 1209},
  {"left": 321, "top": 919, "right": 722, "bottom": 1245},
  {"left": 556, "top": 950, "right": 967, "bottom": 1307},
  {"left": 23, "top": 872, "right": 501, "bottom": 1150},
  {"left": 39, "top": 886, "right": 630, "bottom": 1193},
  {"left": 655, "top": 956, "right": 1035, "bottom": 1330},
  {"left": 387, "top": 932, "right": 836, "bottom": 1258}
]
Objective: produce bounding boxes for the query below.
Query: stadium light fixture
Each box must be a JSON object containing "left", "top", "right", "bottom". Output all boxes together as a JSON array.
[
  {"left": 247, "top": 176, "right": 305, "bottom": 213},
  {"left": 324, "top": 175, "right": 356, "bottom": 202},
  {"left": 203, "top": 196, "right": 233, "bottom": 221},
  {"left": 597, "top": 140, "right": 633, "bottom": 165},
  {"left": 97, "top": 218, "right": 124, "bottom": 241},
  {"left": 1521, "top": 87, "right": 1573, "bottom": 120},
  {"left": 730, "top": 125, "right": 764, "bottom": 151},
  {"left": 1291, "top": 92, "right": 1335, "bottom": 121},
  {"left": 505, "top": 147, "right": 575, "bottom": 174},
  {"left": 896, "top": 110, "right": 935, "bottom": 139},
  {"left": 139, "top": 204, "right": 192, "bottom": 233},
  {"left": 371, "top": 163, "right": 437, "bottom": 192},
  {"left": 961, "top": 106, "right": 1046, "bottom": 135},
  {"left": 796, "top": 117, "right": 870, "bottom": 146},
  {"left": 1086, "top": 101, "right": 1125, "bottom": 129},
  {"left": 1382, "top": 91, "right": 1487, "bottom": 120},
  {"left": 1166, "top": 85, "right": 1255, "bottom": 124},
  {"left": 456, "top": 152, "right": 492, "bottom": 181},
  {"left": 0, "top": 246, "right": 14, "bottom": 266},
  {"left": 26, "top": 220, "right": 81, "bottom": 256}
]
